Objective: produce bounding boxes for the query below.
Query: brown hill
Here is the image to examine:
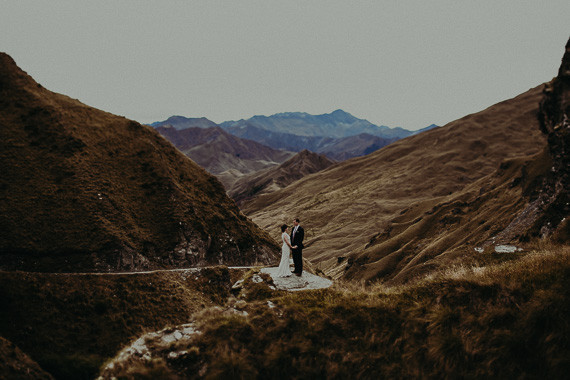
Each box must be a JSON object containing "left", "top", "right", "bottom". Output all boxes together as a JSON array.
[
  {"left": 242, "top": 84, "right": 548, "bottom": 283},
  {"left": 156, "top": 125, "right": 293, "bottom": 188},
  {"left": 0, "top": 53, "right": 278, "bottom": 272},
  {"left": 228, "top": 150, "right": 335, "bottom": 205}
]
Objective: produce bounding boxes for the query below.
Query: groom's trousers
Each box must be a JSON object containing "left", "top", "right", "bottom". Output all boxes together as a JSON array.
[{"left": 292, "top": 248, "right": 303, "bottom": 274}]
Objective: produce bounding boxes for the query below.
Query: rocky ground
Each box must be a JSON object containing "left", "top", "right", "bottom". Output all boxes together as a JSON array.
[{"left": 260, "top": 266, "right": 333, "bottom": 291}]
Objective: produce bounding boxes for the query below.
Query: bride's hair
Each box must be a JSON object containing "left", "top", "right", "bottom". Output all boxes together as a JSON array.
[{"left": 281, "top": 224, "right": 288, "bottom": 232}]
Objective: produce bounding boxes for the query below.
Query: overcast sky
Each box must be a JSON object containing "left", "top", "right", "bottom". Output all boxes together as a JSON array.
[{"left": 1, "top": 1, "right": 569, "bottom": 130}]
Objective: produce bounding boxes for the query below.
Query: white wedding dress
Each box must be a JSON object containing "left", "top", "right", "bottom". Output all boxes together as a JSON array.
[{"left": 276, "top": 232, "right": 292, "bottom": 277}]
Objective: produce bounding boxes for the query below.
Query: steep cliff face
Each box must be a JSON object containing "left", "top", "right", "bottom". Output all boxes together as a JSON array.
[
  {"left": 533, "top": 38, "right": 570, "bottom": 241},
  {"left": 0, "top": 53, "right": 278, "bottom": 272}
]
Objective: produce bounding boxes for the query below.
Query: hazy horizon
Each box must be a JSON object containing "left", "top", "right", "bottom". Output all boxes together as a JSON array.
[{"left": 1, "top": 1, "right": 569, "bottom": 130}]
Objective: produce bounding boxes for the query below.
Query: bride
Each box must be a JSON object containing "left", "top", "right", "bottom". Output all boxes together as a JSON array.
[{"left": 276, "top": 224, "right": 296, "bottom": 277}]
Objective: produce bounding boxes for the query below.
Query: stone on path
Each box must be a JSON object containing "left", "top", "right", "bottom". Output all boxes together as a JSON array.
[
  {"left": 494, "top": 245, "right": 522, "bottom": 253},
  {"left": 260, "top": 267, "right": 333, "bottom": 291}
]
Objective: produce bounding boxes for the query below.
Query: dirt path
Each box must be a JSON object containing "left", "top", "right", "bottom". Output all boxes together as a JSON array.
[
  {"left": 7, "top": 265, "right": 333, "bottom": 291},
  {"left": 32, "top": 266, "right": 257, "bottom": 276}
]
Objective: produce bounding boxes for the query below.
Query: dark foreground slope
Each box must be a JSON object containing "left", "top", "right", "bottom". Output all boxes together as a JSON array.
[
  {"left": 101, "top": 246, "right": 570, "bottom": 379},
  {"left": 0, "top": 336, "right": 53, "bottom": 379},
  {"left": 0, "top": 53, "right": 278, "bottom": 272},
  {"left": 0, "top": 267, "right": 241, "bottom": 379}
]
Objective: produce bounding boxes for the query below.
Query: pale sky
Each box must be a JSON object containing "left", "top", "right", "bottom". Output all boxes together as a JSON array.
[{"left": 1, "top": 1, "right": 569, "bottom": 130}]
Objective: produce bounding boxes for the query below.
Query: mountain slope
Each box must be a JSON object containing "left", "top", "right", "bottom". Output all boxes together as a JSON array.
[
  {"left": 241, "top": 84, "right": 547, "bottom": 283},
  {"left": 155, "top": 125, "right": 293, "bottom": 188},
  {"left": 0, "top": 53, "right": 278, "bottom": 272},
  {"left": 228, "top": 150, "right": 335, "bottom": 205}
]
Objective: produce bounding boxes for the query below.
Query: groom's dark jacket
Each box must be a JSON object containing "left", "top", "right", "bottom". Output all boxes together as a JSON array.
[{"left": 291, "top": 226, "right": 304, "bottom": 249}]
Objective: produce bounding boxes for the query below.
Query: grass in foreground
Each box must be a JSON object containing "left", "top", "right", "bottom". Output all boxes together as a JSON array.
[{"left": 107, "top": 245, "right": 570, "bottom": 379}]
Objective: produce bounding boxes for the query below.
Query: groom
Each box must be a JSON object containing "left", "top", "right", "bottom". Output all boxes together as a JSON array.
[{"left": 290, "top": 218, "right": 304, "bottom": 276}]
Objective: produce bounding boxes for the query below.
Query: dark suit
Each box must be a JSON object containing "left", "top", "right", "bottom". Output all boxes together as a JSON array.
[{"left": 290, "top": 225, "right": 304, "bottom": 274}]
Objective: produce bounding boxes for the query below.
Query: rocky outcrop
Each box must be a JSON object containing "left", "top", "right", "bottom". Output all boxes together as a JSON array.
[
  {"left": 531, "top": 37, "right": 570, "bottom": 240},
  {"left": 97, "top": 267, "right": 332, "bottom": 379}
]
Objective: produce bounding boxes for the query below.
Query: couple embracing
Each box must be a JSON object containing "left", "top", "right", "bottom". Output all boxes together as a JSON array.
[{"left": 276, "top": 218, "right": 304, "bottom": 277}]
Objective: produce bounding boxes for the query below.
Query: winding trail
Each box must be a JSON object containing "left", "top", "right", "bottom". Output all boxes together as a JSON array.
[{"left": 43, "top": 266, "right": 256, "bottom": 276}]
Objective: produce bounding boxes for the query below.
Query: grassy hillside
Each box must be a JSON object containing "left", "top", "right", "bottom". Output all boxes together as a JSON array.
[
  {"left": 101, "top": 244, "right": 570, "bottom": 379},
  {"left": 0, "top": 52, "right": 278, "bottom": 272},
  {"left": 242, "top": 85, "right": 547, "bottom": 282}
]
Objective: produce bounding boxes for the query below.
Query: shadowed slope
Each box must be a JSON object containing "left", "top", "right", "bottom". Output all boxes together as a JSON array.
[
  {"left": 243, "top": 85, "right": 547, "bottom": 282},
  {"left": 0, "top": 337, "right": 53, "bottom": 379},
  {"left": 0, "top": 53, "right": 278, "bottom": 272}
]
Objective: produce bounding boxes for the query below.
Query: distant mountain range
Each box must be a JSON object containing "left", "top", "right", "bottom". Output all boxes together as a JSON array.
[
  {"left": 151, "top": 110, "right": 437, "bottom": 161},
  {"left": 220, "top": 109, "right": 422, "bottom": 139}
]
